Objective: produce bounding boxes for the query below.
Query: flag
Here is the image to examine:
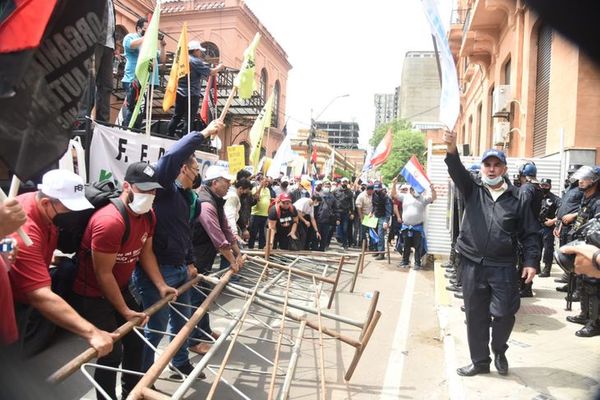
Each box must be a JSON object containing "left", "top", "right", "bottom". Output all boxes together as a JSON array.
[
  {"left": 234, "top": 32, "right": 261, "bottom": 99},
  {"left": 162, "top": 22, "right": 189, "bottom": 112},
  {"left": 267, "top": 135, "right": 295, "bottom": 178},
  {"left": 0, "top": 0, "right": 105, "bottom": 181},
  {"left": 323, "top": 147, "right": 335, "bottom": 178},
  {"left": 248, "top": 93, "right": 274, "bottom": 170},
  {"left": 200, "top": 74, "right": 218, "bottom": 124},
  {"left": 421, "top": 0, "right": 460, "bottom": 129},
  {"left": 129, "top": 2, "right": 161, "bottom": 128},
  {"left": 369, "top": 128, "right": 393, "bottom": 169},
  {"left": 400, "top": 155, "right": 431, "bottom": 194}
]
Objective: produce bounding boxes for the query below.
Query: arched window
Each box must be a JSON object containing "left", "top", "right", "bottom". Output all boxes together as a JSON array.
[
  {"left": 260, "top": 68, "right": 268, "bottom": 100},
  {"left": 272, "top": 80, "right": 280, "bottom": 128},
  {"left": 200, "top": 41, "right": 220, "bottom": 65}
]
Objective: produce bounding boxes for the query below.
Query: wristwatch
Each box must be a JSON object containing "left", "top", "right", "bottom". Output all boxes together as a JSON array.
[{"left": 593, "top": 249, "right": 600, "bottom": 271}]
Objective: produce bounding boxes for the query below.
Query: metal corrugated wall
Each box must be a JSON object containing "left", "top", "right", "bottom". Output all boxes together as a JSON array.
[
  {"left": 532, "top": 24, "right": 553, "bottom": 157},
  {"left": 425, "top": 155, "right": 562, "bottom": 256}
]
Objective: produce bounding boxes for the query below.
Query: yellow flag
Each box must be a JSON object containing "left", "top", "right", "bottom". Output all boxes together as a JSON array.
[
  {"left": 162, "top": 23, "right": 190, "bottom": 112},
  {"left": 234, "top": 32, "right": 261, "bottom": 100},
  {"left": 249, "top": 94, "right": 273, "bottom": 170}
]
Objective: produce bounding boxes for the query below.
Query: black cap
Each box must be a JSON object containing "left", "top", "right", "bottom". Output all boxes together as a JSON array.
[
  {"left": 124, "top": 162, "right": 163, "bottom": 191},
  {"left": 540, "top": 178, "right": 552, "bottom": 185}
]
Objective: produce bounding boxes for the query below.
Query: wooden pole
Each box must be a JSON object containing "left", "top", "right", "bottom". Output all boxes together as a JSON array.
[
  {"left": 327, "top": 256, "right": 344, "bottom": 309},
  {"left": 218, "top": 85, "right": 237, "bottom": 122},
  {"left": 267, "top": 268, "right": 292, "bottom": 400},
  {"left": 247, "top": 256, "right": 335, "bottom": 284},
  {"left": 187, "top": 73, "right": 191, "bottom": 134},
  {"left": 48, "top": 276, "right": 202, "bottom": 384}
]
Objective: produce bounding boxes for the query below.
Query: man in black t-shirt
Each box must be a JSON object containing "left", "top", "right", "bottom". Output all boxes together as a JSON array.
[{"left": 268, "top": 193, "right": 298, "bottom": 250}]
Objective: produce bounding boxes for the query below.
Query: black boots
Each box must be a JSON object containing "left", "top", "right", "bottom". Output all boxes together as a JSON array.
[{"left": 538, "top": 264, "right": 552, "bottom": 278}]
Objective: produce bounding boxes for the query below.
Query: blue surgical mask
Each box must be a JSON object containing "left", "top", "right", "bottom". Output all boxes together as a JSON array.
[{"left": 481, "top": 175, "right": 504, "bottom": 186}]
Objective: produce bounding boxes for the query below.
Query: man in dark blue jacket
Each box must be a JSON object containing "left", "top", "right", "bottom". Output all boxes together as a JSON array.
[
  {"left": 133, "top": 120, "right": 223, "bottom": 378},
  {"left": 443, "top": 130, "right": 541, "bottom": 377}
]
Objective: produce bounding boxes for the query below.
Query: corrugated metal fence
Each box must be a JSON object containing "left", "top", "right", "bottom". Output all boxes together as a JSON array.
[{"left": 425, "top": 152, "right": 562, "bottom": 256}]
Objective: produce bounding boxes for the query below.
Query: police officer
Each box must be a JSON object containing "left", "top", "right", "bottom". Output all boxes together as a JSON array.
[
  {"left": 443, "top": 130, "right": 541, "bottom": 377},
  {"left": 517, "top": 161, "right": 544, "bottom": 297},
  {"left": 565, "top": 166, "right": 600, "bottom": 337},
  {"left": 538, "top": 179, "right": 561, "bottom": 277}
]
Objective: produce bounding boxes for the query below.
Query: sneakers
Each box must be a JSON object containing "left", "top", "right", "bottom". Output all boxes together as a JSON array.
[
  {"left": 413, "top": 265, "right": 422, "bottom": 271},
  {"left": 189, "top": 342, "right": 212, "bottom": 355},
  {"left": 169, "top": 362, "right": 206, "bottom": 379},
  {"left": 575, "top": 323, "right": 600, "bottom": 337}
]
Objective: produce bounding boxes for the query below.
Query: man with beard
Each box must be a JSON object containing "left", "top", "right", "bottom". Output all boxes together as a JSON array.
[{"left": 72, "top": 162, "right": 177, "bottom": 399}]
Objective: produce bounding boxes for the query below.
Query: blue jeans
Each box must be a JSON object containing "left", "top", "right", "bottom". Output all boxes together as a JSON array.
[
  {"left": 377, "top": 218, "right": 387, "bottom": 252},
  {"left": 132, "top": 264, "right": 191, "bottom": 370},
  {"left": 336, "top": 214, "right": 350, "bottom": 247}
]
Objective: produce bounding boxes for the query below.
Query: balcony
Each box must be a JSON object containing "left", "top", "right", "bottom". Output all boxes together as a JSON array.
[
  {"left": 448, "top": 8, "right": 470, "bottom": 57},
  {"left": 459, "top": 0, "right": 515, "bottom": 59}
]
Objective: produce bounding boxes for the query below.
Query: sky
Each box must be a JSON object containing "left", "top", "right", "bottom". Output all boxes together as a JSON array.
[{"left": 243, "top": 0, "right": 453, "bottom": 148}]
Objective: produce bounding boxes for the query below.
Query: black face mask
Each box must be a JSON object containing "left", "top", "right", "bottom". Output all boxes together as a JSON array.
[
  {"left": 342, "top": 184, "right": 348, "bottom": 189},
  {"left": 53, "top": 211, "right": 82, "bottom": 230},
  {"left": 542, "top": 188, "right": 551, "bottom": 194},
  {"left": 192, "top": 174, "right": 202, "bottom": 189}
]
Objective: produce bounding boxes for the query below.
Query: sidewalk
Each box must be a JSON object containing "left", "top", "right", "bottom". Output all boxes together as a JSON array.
[{"left": 436, "top": 263, "right": 600, "bottom": 400}]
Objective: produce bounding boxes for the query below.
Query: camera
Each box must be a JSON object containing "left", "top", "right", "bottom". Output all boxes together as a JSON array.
[{"left": 554, "top": 215, "right": 600, "bottom": 273}]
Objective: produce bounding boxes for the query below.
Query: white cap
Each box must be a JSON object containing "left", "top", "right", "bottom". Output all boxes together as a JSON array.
[
  {"left": 188, "top": 40, "right": 206, "bottom": 52},
  {"left": 205, "top": 165, "right": 234, "bottom": 181},
  {"left": 341, "top": 177, "right": 349, "bottom": 183},
  {"left": 38, "top": 170, "right": 93, "bottom": 211}
]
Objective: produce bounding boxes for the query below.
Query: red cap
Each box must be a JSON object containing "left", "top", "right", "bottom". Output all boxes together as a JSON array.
[{"left": 278, "top": 193, "right": 292, "bottom": 202}]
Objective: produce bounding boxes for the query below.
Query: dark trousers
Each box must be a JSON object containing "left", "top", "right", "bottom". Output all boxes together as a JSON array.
[
  {"left": 318, "top": 223, "right": 332, "bottom": 251},
  {"left": 402, "top": 229, "right": 423, "bottom": 266},
  {"left": 461, "top": 259, "right": 520, "bottom": 366},
  {"left": 248, "top": 215, "right": 267, "bottom": 249},
  {"left": 336, "top": 214, "right": 350, "bottom": 247},
  {"left": 72, "top": 289, "right": 143, "bottom": 400},
  {"left": 167, "top": 94, "right": 201, "bottom": 137},
  {"left": 79, "top": 45, "right": 114, "bottom": 122},
  {"left": 541, "top": 226, "right": 555, "bottom": 267}
]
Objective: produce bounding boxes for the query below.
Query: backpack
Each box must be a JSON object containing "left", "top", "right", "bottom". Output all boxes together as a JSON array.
[
  {"left": 317, "top": 195, "right": 335, "bottom": 224},
  {"left": 56, "top": 180, "right": 137, "bottom": 253}
]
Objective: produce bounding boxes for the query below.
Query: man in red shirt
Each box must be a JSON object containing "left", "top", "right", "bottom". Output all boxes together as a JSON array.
[
  {"left": 10, "top": 170, "right": 116, "bottom": 357},
  {"left": 0, "top": 198, "right": 27, "bottom": 345},
  {"left": 72, "top": 162, "right": 178, "bottom": 400}
]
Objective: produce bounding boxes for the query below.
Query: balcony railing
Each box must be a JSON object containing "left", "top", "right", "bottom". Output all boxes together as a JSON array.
[{"left": 450, "top": 8, "right": 470, "bottom": 25}]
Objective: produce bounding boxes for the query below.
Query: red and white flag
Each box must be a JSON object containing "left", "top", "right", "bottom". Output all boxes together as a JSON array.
[{"left": 369, "top": 128, "right": 393, "bottom": 169}]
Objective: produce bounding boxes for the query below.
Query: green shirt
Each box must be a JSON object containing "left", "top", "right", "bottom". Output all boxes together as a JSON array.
[{"left": 251, "top": 186, "right": 272, "bottom": 216}]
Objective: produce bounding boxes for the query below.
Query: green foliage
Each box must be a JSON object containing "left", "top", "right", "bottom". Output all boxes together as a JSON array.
[
  {"left": 370, "top": 119, "right": 426, "bottom": 184},
  {"left": 334, "top": 167, "right": 353, "bottom": 179}
]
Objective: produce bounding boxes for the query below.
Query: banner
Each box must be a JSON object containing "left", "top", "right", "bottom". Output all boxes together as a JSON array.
[
  {"left": 227, "top": 145, "right": 245, "bottom": 175},
  {"left": 234, "top": 32, "right": 261, "bottom": 99},
  {"left": 163, "top": 22, "right": 189, "bottom": 111},
  {"left": 421, "top": 0, "right": 460, "bottom": 130},
  {"left": 249, "top": 94, "right": 274, "bottom": 170},
  {"left": 0, "top": 0, "right": 106, "bottom": 181},
  {"left": 89, "top": 124, "right": 218, "bottom": 184}
]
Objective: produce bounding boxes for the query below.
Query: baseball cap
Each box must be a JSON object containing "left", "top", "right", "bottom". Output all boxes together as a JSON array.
[
  {"left": 205, "top": 165, "right": 234, "bottom": 181},
  {"left": 481, "top": 149, "right": 507, "bottom": 165},
  {"left": 373, "top": 181, "right": 382, "bottom": 190},
  {"left": 38, "top": 169, "right": 93, "bottom": 211},
  {"left": 124, "top": 162, "right": 163, "bottom": 191},
  {"left": 540, "top": 178, "right": 552, "bottom": 186},
  {"left": 341, "top": 177, "right": 349, "bottom": 183},
  {"left": 188, "top": 40, "right": 206, "bottom": 52},
  {"left": 278, "top": 193, "right": 292, "bottom": 202}
]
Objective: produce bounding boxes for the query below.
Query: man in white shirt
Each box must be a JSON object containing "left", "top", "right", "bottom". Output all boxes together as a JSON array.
[
  {"left": 222, "top": 178, "right": 252, "bottom": 268},
  {"left": 294, "top": 195, "right": 322, "bottom": 250}
]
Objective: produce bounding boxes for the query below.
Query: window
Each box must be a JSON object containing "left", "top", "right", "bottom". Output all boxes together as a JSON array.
[
  {"left": 532, "top": 24, "right": 553, "bottom": 156},
  {"left": 260, "top": 68, "right": 268, "bottom": 100},
  {"left": 476, "top": 103, "right": 482, "bottom": 155},
  {"left": 272, "top": 80, "right": 280, "bottom": 128},
  {"left": 200, "top": 41, "right": 220, "bottom": 65},
  {"left": 503, "top": 57, "right": 511, "bottom": 85}
]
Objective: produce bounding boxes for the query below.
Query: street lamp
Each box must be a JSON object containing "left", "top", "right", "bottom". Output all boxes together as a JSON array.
[{"left": 308, "top": 94, "right": 350, "bottom": 178}]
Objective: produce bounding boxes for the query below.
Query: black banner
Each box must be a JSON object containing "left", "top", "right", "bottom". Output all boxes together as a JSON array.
[{"left": 0, "top": 0, "right": 105, "bottom": 181}]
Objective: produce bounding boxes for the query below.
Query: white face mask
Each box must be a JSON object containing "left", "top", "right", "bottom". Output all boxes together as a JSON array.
[
  {"left": 323, "top": 187, "right": 331, "bottom": 193},
  {"left": 129, "top": 192, "right": 155, "bottom": 214},
  {"left": 481, "top": 175, "right": 504, "bottom": 186}
]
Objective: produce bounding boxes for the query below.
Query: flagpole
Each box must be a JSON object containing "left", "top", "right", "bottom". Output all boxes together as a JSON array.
[
  {"left": 218, "top": 85, "right": 237, "bottom": 122},
  {"left": 187, "top": 73, "right": 191, "bottom": 134}
]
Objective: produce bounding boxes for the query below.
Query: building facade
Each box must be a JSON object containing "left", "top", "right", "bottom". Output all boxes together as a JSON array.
[
  {"left": 374, "top": 93, "right": 396, "bottom": 128},
  {"left": 314, "top": 121, "right": 360, "bottom": 150},
  {"left": 113, "top": 0, "right": 292, "bottom": 161},
  {"left": 448, "top": 0, "right": 600, "bottom": 165},
  {"left": 398, "top": 51, "right": 441, "bottom": 124}
]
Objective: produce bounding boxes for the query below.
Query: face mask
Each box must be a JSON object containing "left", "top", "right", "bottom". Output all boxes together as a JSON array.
[
  {"left": 52, "top": 211, "right": 81, "bottom": 230},
  {"left": 481, "top": 175, "right": 504, "bottom": 186},
  {"left": 342, "top": 184, "right": 348, "bottom": 189},
  {"left": 542, "top": 188, "right": 550, "bottom": 194},
  {"left": 129, "top": 192, "right": 155, "bottom": 214},
  {"left": 323, "top": 187, "right": 331, "bottom": 194}
]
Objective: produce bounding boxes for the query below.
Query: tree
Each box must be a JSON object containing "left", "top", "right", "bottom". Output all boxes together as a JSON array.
[{"left": 369, "top": 119, "right": 426, "bottom": 183}]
